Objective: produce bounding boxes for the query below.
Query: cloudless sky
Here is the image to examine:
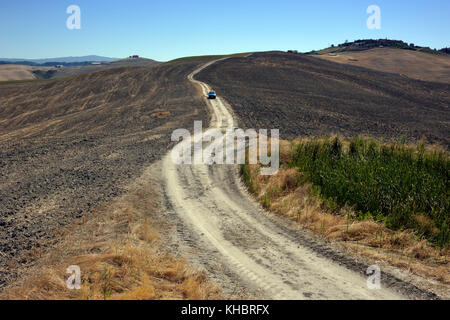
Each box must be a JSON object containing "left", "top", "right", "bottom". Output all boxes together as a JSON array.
[{"left": 0, "top": 0, "right": 449, "bottom": 61}]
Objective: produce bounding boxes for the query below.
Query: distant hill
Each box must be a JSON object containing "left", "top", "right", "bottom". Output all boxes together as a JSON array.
[
  {"left": 0, "top": 65, "right": 56, "bottom": 81},
  {"left": 110, "top": 57, "right": 159, "bottom": 67},
  {"left": 0, "top": 56, "right": 161, "bottom": 82},
  {"left": 307, "top": 39, "right": 449, "bottom": 56},
  {"left": 0, "top": 55, "right": 118, "bottom": 65},
  {"left": 309, "top": 48, "right": 450, "bottom": 84},
  {"left": 301, "top": 39, "right": 450, "bottom": 83}
]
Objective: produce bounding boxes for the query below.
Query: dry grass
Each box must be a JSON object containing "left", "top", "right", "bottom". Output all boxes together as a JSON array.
[
  {"left": 0, "top": 65, "right": 56, "bottom": 81},
  {"left": 0, "top": 168, "right": 221, "bottom": 300},
  {"left": 243, "top": 138, "right": 449, "bottom": 284},
  {"left": 151, "top": 110, "right": 171, "bottom": 119},
  {"left": 315, "top": 48, "right": 450, "bottom": 84}
]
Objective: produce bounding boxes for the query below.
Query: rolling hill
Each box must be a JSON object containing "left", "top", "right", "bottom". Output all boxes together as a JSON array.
[
  {"left": 304, "top": 39, "right": 450, "bottom": 83},
  {"left": 0, "top": 57, "right": 160, "bottom": 81},
  {"left": 0, "top": 58, "right": 209, "bottom": 288},
  {"left": 313, "top": 47, "right": 450, "bottom": 83},
  {"left": 197, "top": 51, "right": 450, "bottom": 147},
  {"left": 0, "top": 65, "right": 56, "bottom": 81}
]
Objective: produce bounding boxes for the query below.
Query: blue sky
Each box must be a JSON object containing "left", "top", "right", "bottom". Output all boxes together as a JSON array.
[{"left": 0, "top": 0, "right": 449, "bottom": 61}]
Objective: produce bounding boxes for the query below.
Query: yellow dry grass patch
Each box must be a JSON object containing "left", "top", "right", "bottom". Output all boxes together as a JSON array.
[
  {"left": 1, "top": 168, "right": 221, "bottom": 300},
  {"left": 244, "top": 138, "right": 449, "bottom": 285},
  {"left": 0, "top": 65, "right": 54, "bottom": 81},
  {"left": 151, "top": 110, "right": 171, "bottom": 119},
  {"left": 315, "top": 48, "right": 450, "bottom": 84}
]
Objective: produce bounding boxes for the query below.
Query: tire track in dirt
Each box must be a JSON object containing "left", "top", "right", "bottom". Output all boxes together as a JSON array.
[{"left": 161, "top": 60, "right": 434, "bottom": 300}]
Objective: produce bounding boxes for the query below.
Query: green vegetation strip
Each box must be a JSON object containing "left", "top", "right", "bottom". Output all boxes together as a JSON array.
[{"left": 290, "top": 137, "right": 449, "bottom": 246}]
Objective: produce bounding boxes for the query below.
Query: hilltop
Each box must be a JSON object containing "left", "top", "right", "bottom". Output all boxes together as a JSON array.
[
  {"left": 307, "top": 39, "right": 449, "bottom": 55},
  {"left": 301, "top": 40, "right": 450, "bottom": 83}
]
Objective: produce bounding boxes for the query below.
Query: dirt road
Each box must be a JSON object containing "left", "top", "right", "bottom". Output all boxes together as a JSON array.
[{"left": 160, "top": 61, "right": 436, "bottom": 299}]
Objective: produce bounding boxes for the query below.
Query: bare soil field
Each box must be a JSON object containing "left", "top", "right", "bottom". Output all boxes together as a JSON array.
[
  {"left": 315, "top": 48, "right": 450, "bottom": 84},
  {"left": 1, "top": 163, "right": 224, "bottom": 300},
  {"left": 0, "top": 60, "right": 208, "bottom": 289},
  {"left": 196, "top": 51, "right": 450, "bottom": 147},
  {"left": 51, "top": 58, "right": 160, "bottom": 79}
]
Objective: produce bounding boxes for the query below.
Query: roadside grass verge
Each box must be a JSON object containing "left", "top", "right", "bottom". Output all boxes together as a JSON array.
[
  {"left": 292, "top": 137, "right": 449, "bottom": 247},
  {"left": 241, "top": 137, "right": 449, "bottom": 284},
  {"left": 0, "top": 167, "right": 222, "bottom": 300}
]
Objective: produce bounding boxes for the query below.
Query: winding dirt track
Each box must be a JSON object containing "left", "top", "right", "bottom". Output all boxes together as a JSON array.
[{"left": 161, "top": 60, "right": 408, "bottom": 299}]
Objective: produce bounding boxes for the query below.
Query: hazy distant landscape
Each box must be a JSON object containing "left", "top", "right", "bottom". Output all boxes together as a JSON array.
[
  {"left": 0, "top": 55, "right": 118, "bottom": 64},
  {"left": 0, "top": 56, "right": 160, "bottom": 81}
]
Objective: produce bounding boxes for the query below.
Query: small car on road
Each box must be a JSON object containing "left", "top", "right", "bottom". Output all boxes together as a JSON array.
[{"left": 208, "top": 91, "right": 217, "bottom": 99}]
